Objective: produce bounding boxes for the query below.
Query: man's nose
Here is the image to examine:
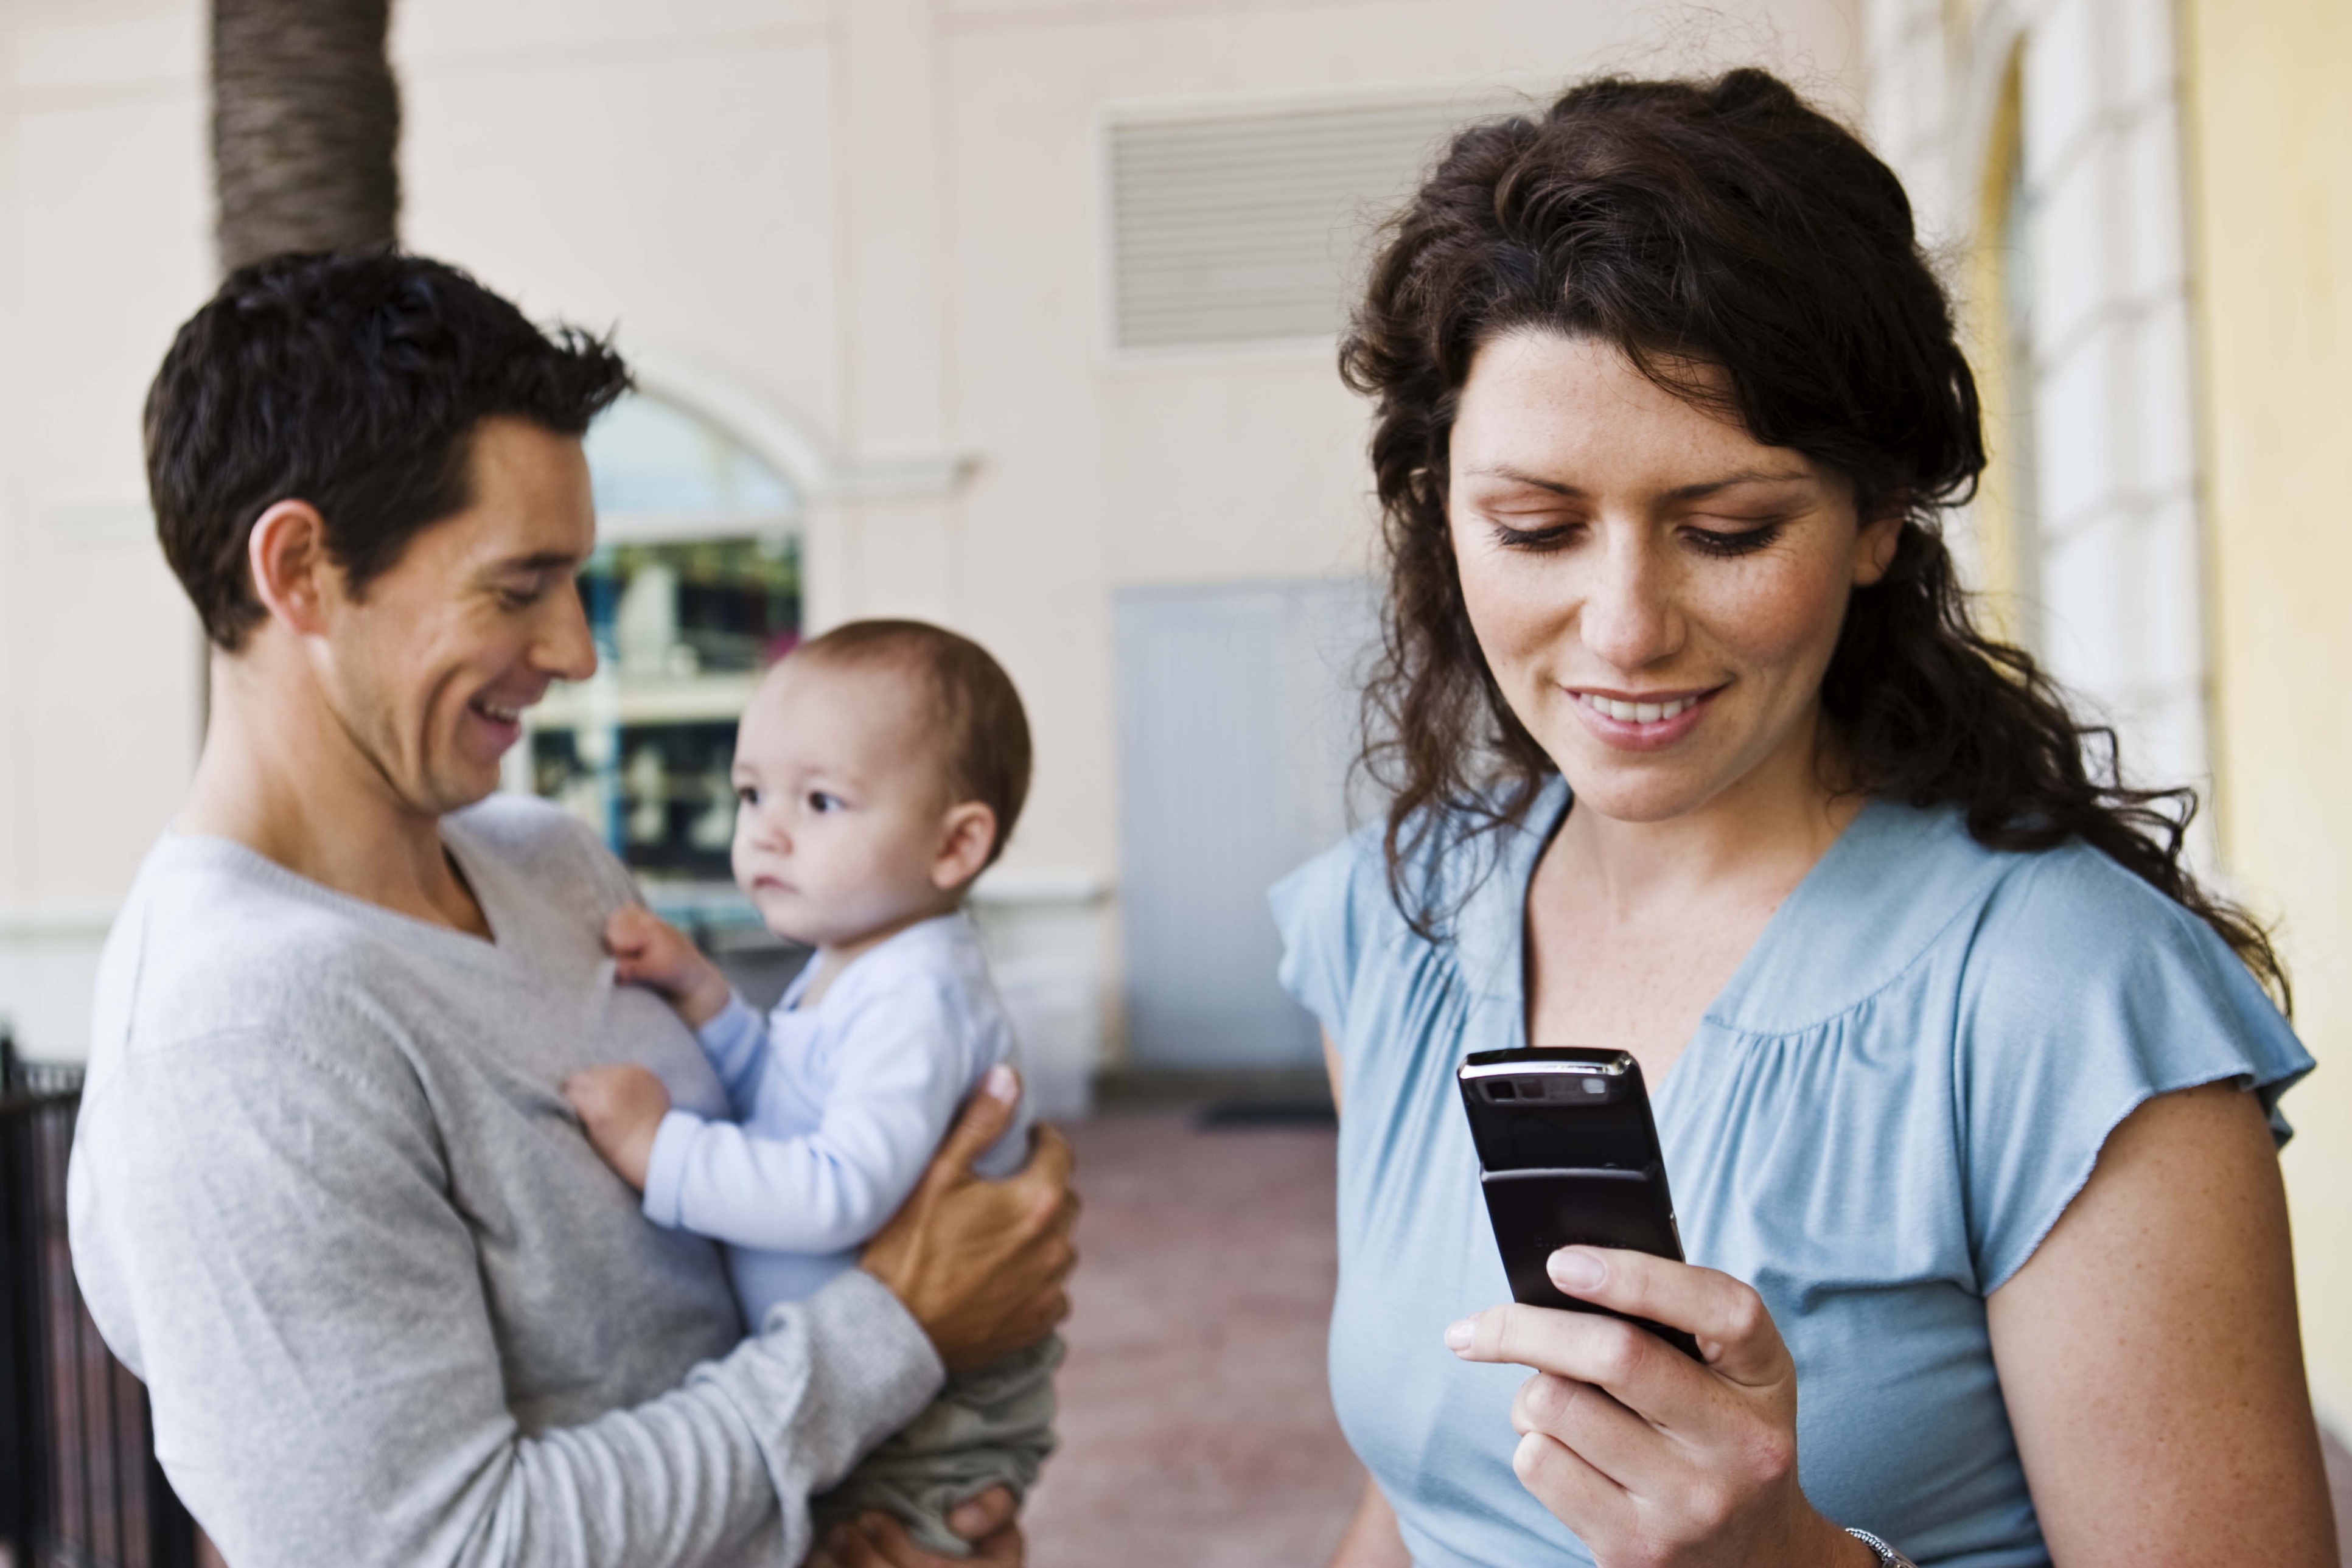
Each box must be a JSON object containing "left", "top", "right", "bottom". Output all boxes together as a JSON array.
[
  {"left": 1577, "top": 529, "right": 1684, "bottom": 671},
  {"left": 541, "top": 577, "right": 598, "bottom": 683}
]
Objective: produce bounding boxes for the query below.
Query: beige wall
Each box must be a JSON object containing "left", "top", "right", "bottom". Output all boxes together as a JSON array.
[
  {"left": 0, "top": 0, "right": 1863, "bottom": 1061},
  {"left": 2183, "top": 0, "right": 2352, "bottom": 1428}
]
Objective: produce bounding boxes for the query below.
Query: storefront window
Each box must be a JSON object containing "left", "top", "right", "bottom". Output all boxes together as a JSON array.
[{"left": 515, "top": 391, "right": 801, "bottom": 890}]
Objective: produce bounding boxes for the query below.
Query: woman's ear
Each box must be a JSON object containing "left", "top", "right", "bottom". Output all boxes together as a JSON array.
[
  {"left": 1851, "top": 509, "right": 1904, "bottom": 588},
  {"left": 930, "top": 801, "right": 1000, "bottom": 894},
  {"left": 246, "top": 499, "right": 336, "bottom": 636}
]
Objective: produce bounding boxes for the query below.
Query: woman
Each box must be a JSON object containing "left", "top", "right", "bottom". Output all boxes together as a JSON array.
[{"left": 1273, "top": 70, "right": 2335, "bottom": 1567}]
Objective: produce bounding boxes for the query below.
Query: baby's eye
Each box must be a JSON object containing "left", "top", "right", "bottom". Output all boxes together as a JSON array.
[
  {"left": 735, "top": 785, "right": 759, "bottom": 807},
  {"left": 806, "top": 791, "right": 842, "bottom": 814}
]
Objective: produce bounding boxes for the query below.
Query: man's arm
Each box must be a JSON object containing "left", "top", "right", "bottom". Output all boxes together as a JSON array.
[{"left": 70, "top": 1031, "right": 940, "bottom": 1568}]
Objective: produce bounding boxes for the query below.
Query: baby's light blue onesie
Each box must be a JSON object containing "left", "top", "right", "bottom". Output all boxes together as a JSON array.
[{"left": 640, "top": 910, "right": 1058, "bottom": 1556}]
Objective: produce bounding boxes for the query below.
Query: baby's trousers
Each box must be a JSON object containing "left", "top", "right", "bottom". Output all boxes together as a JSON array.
[{"left": 814, "top": 1334, "right": 1064, "bottom": 1558}]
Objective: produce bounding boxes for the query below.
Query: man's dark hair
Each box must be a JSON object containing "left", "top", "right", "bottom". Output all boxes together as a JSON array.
[
  {"left": 795, "top": 619, "right": 1033, "bottom": 876},
  {"left": 145, "top": 249, "right": 631, "bottom": 649}
]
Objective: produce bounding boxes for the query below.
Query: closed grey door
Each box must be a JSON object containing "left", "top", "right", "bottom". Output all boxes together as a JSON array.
[{"left": 1114, "top": 578, "right": 1377, "bottom": 1070}]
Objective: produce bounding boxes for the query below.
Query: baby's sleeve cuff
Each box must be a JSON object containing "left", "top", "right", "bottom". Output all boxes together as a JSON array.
[
  {"left": 694, "top": 992, "right": 763, "bottom": 1058},
  {"left": 640, "top": 1107, "right": 705, "bottom": 1230}
]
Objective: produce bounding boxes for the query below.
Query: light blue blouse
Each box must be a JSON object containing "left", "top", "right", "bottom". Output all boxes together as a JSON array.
[{"left": 1271, "top": 779, "right": 2311, "bottom": 1567}]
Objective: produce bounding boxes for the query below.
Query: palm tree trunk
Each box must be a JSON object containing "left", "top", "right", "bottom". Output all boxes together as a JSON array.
[{"left": 211, "top": 0, "right": 401, "bottom": 274}]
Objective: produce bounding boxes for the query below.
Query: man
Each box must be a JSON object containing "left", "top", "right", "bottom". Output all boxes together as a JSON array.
[{"left": 66, "top": 250, "right": 1076, "bottom": 1568}]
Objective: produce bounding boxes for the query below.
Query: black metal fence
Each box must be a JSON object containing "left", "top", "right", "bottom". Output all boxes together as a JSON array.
[{"left": 1, "top": 1031, "right": 198, "bottom": 1568}]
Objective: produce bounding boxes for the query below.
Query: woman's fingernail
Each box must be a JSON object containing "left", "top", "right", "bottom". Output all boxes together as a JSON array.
[
  {"left": 1444, "top": 1317, "right": 1474, "bottom": 1351},
  {"left": 1550, "top": 1247, "right": 1607, "bottom": 1291}
]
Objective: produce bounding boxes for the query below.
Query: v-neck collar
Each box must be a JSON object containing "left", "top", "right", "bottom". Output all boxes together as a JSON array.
[
  {"left": 154, "top": 818, "right": 522, "bottom": 983},
  {"left": 1447, "top": 778, "right": 1994, "bottom": 1056}
]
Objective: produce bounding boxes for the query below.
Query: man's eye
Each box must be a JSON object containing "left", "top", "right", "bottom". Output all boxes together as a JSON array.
[{"left": 495, "top": 583, "right": 547, "bottom": 610}]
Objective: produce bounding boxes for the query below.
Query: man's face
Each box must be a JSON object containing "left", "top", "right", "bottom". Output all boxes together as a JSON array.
[{"left": 313, "top": 416, "right": 598, "bottom": 817}]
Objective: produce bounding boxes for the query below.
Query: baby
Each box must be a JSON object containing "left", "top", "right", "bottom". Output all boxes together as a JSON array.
[{"left": 563, "top": 618, "right": 1056, "bottom": 1558}]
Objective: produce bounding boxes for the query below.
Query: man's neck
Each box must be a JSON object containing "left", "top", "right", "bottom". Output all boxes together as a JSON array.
[{"left": 180, "top": 645, "right": 490, "bottom": 937}]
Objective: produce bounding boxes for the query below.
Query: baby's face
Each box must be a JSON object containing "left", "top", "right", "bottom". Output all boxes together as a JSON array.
[{"left": 728, "top": 657, "right": 961, "bottom": 949}]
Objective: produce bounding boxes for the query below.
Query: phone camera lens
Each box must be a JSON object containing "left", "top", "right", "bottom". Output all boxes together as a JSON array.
[{"left": 1487, "top": 1081, "right": 1516, "bottom": 1100}]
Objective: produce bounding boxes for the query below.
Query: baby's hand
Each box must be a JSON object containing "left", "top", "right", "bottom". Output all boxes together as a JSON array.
[
  {"left": 562, "top": 1064, "right": 671, "bottom": 1190},
  {"left": 605, "top": 905, "right": 733, "bottom": 1027}
]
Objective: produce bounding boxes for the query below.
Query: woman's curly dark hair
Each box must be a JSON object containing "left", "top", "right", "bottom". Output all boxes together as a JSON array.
[{"left": 1339, "top": 68, "right": 2288, "bottom": 1008}]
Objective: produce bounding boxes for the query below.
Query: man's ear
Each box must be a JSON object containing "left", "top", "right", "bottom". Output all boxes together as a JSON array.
[
  {"left": 930, "top": 801, "right": 1000, "bottom": 893},
  {"left": 246, "top": 500, "right": 338, "bottom": 636}
]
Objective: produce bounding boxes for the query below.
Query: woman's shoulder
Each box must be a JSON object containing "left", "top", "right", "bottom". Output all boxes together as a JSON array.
[
  {"left": 1269, "top": 781, "right": 1565, "bottom": 1039},
  {"left": 1950, "top": 823, "right": 2278, "bottom": 1019},
  {"left": 1267, "top": 822, "right": 1402, "bottom": 1039},
  {"left": 1270, "top": 818, "right": 1393, "bottom": 933}
]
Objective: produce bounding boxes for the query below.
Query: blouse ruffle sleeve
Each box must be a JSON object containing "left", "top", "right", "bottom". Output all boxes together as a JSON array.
[
  {"left": 1955, "top": 840, "right": 2313, "bottom": 1294},
  {"left": 1268, "top": 824, "right": 1387, "bottom": 1045}
]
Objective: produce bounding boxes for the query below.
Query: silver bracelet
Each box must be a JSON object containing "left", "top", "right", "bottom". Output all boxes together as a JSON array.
[{"left": 1846, "top": 1528, "right": 1919, "bottom": 1567}]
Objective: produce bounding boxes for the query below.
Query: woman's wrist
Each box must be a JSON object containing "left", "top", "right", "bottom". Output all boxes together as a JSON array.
[
  {"left": 1783, "top": 1507, "right": 1886, "bottom": 1568},
  {"left": 1840, "top": 1527, "right": 1918, "bottom": 1567}
]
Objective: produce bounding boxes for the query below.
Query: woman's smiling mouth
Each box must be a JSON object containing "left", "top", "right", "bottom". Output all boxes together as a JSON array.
[{"left": 1564, "top": 685, "right": 1722, "bottom": 750}]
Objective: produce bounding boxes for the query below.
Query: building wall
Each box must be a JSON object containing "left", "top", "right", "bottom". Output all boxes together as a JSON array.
[
  {"left": 2181, "top": 0, "right": 2352, "bottom": 1430},
  {"left": 0, "top": 0, "right": 212, "bottom": 1058},
  {"left": 0, "top": 0, "right": 1865, "bottom": 1064},
  {"left": 1871, "top": 0, "right": 2351, "bottom": 1434}
]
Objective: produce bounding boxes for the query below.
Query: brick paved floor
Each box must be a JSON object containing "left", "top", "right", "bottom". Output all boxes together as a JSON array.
[
  {"left": 1024, "top": 1110, "right": 1361, "bottom": 1568},
  {"left": 1028, "top": 1109, "right": 2352, "bottom": 1568}
]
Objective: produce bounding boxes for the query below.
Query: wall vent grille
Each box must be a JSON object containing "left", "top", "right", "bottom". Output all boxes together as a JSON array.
[{"left": 1107, "top": 98, "right": 1478, "bottom": 349}]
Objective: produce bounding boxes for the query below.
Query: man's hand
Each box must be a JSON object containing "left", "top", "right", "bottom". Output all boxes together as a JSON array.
[
  {"left": 605, "top": 904, "right": 733, "bottom": 1028},
  {"left": 806, "top": 1490, "right": 1023, "bottom": 1567},
  {"left": 860, "top": 1066, "right": 1077, "bottom": 1373},
  {"left": 562, "top": 1064, "right": 671, "bottom": 1190}
]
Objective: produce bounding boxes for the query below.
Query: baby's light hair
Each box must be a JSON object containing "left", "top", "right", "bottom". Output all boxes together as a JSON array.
[{"left": 787, "top": 619, "right": 1032, "bottom": 873}]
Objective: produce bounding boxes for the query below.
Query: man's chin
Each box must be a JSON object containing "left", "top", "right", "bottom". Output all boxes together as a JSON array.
[{"left": 415, "top": 759, "right": 509, "bottom": 819}]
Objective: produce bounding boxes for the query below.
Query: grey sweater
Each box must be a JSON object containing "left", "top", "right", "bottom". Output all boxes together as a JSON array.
[{"left": 67, "top": 796, "right": 945, "bottom": 1568}]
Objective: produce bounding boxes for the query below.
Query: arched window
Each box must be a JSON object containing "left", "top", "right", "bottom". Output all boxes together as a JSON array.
[{"left": 514, "top": 390, "right": 802, "bottom": 883}]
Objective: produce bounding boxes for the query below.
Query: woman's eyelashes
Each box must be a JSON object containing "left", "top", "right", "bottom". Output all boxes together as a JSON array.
[
  {"left": 1488, "top": 518, "right": 1582, "bottom": 552},
  {"left": 1684, "top": 521, "right": 1785, "bottom": 557},
  {"left": 1485, "top": 515, "right": 1788, "bottom": 557}
]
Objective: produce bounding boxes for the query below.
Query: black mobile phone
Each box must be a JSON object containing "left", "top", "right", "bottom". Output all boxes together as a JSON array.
[{"left": 1457, "top": 1047, "right": 1701, "bottom": 1360}]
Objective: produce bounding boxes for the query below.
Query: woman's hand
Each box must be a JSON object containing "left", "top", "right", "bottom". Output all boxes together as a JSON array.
[
  {"left": 806, "top": 1489, "right": 1023, "bottom": 1566},
  {"left": 1446, "top": 1246, "right": 1873, "bottom": 1568}
]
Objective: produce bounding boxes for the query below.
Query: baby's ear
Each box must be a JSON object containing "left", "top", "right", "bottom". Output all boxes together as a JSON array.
[{"left": 932, "top": 801, "right": 999, "bottom": 892}]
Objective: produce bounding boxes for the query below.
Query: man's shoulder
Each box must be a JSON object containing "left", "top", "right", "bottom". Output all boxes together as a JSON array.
[{"left": 92, "top": 840, "right": 405, "bottom": 1064}]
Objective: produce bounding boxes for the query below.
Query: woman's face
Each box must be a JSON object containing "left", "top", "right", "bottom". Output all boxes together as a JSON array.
[{"left": 1447, "top": 330, "right": 1897, "bottom": 825}]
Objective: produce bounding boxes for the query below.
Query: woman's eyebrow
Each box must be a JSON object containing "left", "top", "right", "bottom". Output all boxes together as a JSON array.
[
  {"left": 1661, "top": 468, "right": 1815, "bottom": 501},
  {"left": 1462, "top": 464, "right": 1588, "bottom": 497},
  {"left": 1462, "top": 464, "right": 1813, "bottom": 500}
]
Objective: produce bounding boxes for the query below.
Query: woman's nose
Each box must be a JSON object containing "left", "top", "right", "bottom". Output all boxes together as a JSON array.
[{"left": 1577, "top": 531, "right": 1684, "bottom": 671}]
